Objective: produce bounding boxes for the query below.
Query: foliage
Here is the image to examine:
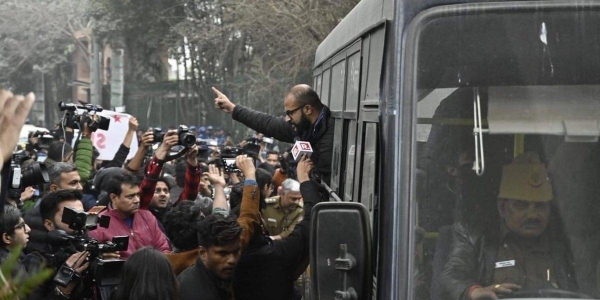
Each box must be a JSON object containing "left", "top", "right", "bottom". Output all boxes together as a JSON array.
[
  {"left": 0, "top": 0, "right": 91, "bottom": 92},
  {"left": 0, "top": 0, "right": 360, "bottom": 130},
  {"left": 0, "top": 247, "right": 53, "bottom": 300}
]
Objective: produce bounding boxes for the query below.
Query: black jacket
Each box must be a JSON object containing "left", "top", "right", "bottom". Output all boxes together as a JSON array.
[
  {"left": 440, "top": 223, "right": 578, "bottom": 300},
  {"left": 178, "top": 259, "right": 232, "bottom": 300},
  {"left": 232, "top": 105, "right": 335, "bottom": 185},
  {"left": 232, "top": 180, "right": 321, "bottom": 300}
]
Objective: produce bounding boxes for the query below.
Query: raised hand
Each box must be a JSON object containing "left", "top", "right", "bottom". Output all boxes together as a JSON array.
[
  {"left": 212, "top": 87, "right": 236, "bottom": 113},
  {"left": 186, "top": 144, "right": 199, "bottom": 166},
  {"left": 128, "top": 117, "right": 139, "bottom": 132},
  {"left": 140, "top": 130, "right": 154, "bottom": 148},
  {"left": 236, "top": 155, "right": 256, "bottom": 180},
  {"left": 0, "top": 90, "right": 35, "bottom": 167},
  {"left": 204, "top": 164, "right": 226, "bottom": 187},
  {"left": 155, "top": 131, "right": 179, "bottom": 161},
  {"left": 296, "top": 155, "right": 313, "bottom": 183}
]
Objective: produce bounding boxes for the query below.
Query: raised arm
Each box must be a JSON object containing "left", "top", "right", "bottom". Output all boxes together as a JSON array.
[
  {"left": 212, "top": 87, "right": 295, "bottom": 143},
  {"left": 103, "top": 117, "right": 138, "bottom": 169},
  {"left": 0, "top": 91, "right": 35, "bottom": 170},
  {"left": 125, "top": 130, "right": 153, "bottom": 173},
  {"left": 139, "top": 131, "right": 178, "bottom": 209},
  {"left": 175, "top": 144, "right": 200, "bottom": 204},
  {"left": 204, "top": 164, "right": 228, "bottom": 215},
  {"left": 235, "top": 155, "right": 261, "bottom": 251},
  {"left": 74, "top": 122, "right": 94, "bottom": 186}
]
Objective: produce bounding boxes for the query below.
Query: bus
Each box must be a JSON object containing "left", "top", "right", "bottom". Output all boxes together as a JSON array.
[{"left": 310, "top": 0, "right": 600, "bottom": 299}]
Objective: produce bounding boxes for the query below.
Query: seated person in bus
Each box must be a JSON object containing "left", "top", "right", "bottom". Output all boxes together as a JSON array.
[{"left": 440, "top": 153, "right": 578, "bottom": 300}]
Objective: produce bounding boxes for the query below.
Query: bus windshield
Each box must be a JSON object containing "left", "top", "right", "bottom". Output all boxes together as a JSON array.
[{"left": 414, "top": 6, "right": 600, "bottom": 300}]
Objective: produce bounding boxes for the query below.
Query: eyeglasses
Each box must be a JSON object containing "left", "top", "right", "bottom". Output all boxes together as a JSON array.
[
  {"left": 13, "top": 221, "right": 26, "bottom": 231},
  {"left": 285, "top": 106, "right": 304, "bottom": 117}
]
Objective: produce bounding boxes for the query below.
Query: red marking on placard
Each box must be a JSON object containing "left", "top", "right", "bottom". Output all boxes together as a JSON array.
[{"left": 95, "top": 132, "right": 106, "bottom": 149}]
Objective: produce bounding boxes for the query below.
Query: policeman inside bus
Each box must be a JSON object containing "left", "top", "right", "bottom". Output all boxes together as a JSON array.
[{"left": 440, "top": 153, "right": 578, "bottom": 300}]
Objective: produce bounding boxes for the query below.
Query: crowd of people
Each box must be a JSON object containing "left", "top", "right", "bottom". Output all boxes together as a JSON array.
[{"left": 0, "top": 84, "right": 335, "bottom": 300}]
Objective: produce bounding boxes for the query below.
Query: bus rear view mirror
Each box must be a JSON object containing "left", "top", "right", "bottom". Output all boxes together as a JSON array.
[{"left": 310, "top": 202, "right": 372, "bottom": 300}]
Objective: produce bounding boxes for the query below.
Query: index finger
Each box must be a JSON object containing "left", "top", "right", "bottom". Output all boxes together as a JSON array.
[
  {"left": 501, "top": 283, "right": 521, "bottom": 290},
  {"left": 0, "top": 89, "right": 14, "bottom": 110},
  {"left": 15, "top": 93, "right": 35, "bottom": 122},
  {"left": 212, "top": 87, "right": 224, "bottom": 97}
]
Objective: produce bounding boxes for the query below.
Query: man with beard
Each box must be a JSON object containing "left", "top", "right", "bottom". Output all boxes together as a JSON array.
[
  {"left": 212, "top": 85, "right": 334, "bottom": 185},
  {"left": 440, "top": 153, "right": 578, "bottom": 300}
]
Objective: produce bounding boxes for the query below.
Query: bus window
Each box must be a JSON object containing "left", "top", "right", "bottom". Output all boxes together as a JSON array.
[
  {"left": 322, "top": 68, "right": 331, "bottom": 107},
  {"left": 315, "top": 73, "right": 322, "bottom": 98},
  {"left": 361, "top": 122, "right": 378, "bottom": 212},
  {"left": 344, "top": 119, "right": 358, "bottom": 201},
  {"left": 346, "top": 52, "right": 360, "bottom": 112},
  {"left": 330, "top": 60, "right": 346, "bottom": 112},
  {"left": 411, "top": 7, "right": 600, "bottom": 300}
]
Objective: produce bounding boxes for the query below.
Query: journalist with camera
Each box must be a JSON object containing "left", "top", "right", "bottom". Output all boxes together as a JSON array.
[
  {"left": 19, "top": 189, "right": 124, "bottom": 299},
  {"left": 58, "top": 102, "right": 110, "bottom": 134},
  {"left": 3, "top": 152, "right": 49, "bottom": 210}
]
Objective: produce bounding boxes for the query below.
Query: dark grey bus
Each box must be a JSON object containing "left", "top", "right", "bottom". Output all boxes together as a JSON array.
[{"left": 310, "top": 0, "right": 600, "bottom": 299}]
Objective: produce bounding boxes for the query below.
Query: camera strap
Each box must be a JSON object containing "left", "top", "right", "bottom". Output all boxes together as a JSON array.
[{"left": 165, "top": 147, "right": 189, "bottom": 162}]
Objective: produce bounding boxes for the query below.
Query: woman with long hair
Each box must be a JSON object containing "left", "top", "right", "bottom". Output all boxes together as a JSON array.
[{"left": 111, "top": 247, "right": 179, "bottom": 300}]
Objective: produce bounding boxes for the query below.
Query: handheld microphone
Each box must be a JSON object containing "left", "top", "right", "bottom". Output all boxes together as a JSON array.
[{"left": 291, "top": 141, "right": 313, "bottom": 162}]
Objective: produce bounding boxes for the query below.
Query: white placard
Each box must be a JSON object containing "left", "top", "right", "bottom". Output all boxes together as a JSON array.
[{"left": 89, "top": 111, "right": 138, "bottom": 161}]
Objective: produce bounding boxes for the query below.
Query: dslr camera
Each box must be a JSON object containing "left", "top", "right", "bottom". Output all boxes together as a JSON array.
[
  {"left": 58, "top": 102, "right": 111, "bottom": 132},
  {"left": 153, "top": 125, "right": 196, "bottom": 148}
]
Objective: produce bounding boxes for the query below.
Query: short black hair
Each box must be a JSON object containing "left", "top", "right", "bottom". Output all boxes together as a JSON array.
[
  {"left": 47, "top": 141, "right": 72, "bottom": 162},
  {"left": 40, "top": 190, "right": 83, "bottom": 222},
  {"left": 266, "top": 150, "right": 279, "bottom": 157},
  {"left": 163, "top": 201, "right": 202, "bottom": 252},
  {"left": 0, "top": 206, "right": 22, "bottom": 246},
  {"left": 257, "top": 163, "right": 275, "bottom": 176},
  {"left": 289, "top": 85, "right": 324, "bottom": 111},
  {"left": 197, "top": 214, "right": 242, "bottom": 248},
  {"left": 228, "top": 183, "right": 244, "bottom": 213},
  {"left": 256, "top": 168, "right": 273, "bottom": 192},
  {"left": 105, "top": 173, "right": 141, "bottom": 198},
  {"left": 156, "top": 176, "right": 173, "bottom": 191}
]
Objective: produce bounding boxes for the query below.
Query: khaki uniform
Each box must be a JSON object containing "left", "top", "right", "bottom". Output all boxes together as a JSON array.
[{"left": 261, "top": 196, "right": 303, "bottom": 238}]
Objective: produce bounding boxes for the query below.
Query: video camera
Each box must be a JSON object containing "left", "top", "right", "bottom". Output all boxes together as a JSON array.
[
  {"left": 241, "top": 138, "right": 262, "bottom": 158},
  {"left": 58, "top": 102, "right": 111, "bottom": 132},
  {"left": 27, "top": 130, "right": 56, "bottom": 150},
  {"left": 49, "top": 206, "right": 129, "bottom": 290},
  {"left": 153, "top": 125, "right": 196, "bottom": 148},
  {"left": 6, "top": 152, "right": 49, "bottom": 206}
]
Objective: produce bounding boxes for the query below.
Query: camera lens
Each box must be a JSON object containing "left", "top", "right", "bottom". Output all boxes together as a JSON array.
[
  {"left": 180, "top": 133, "right": 196, "bottom": 148},
  {"left": 21, "top": 162, "right": 50, "bottom": 187},
  {"left": 154, "top": 130, "right": 165, "bottom": 143}
]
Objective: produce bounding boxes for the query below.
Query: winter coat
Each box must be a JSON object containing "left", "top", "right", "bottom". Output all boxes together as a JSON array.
[
  {"left": 88, "top": 207, "right": 170, "bottom": 258},
  {"left": 232, "top": 105, "right": 334, "bottom": 184}
]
